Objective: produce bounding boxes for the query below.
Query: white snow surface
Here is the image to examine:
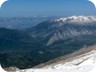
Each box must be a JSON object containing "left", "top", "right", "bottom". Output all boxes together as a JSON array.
[
  {"left": 14, "top": 49, "right": 96, "bottom": 72},
  {"left": 0, "top": 65, "right": 6, "bottom": 72},
  {"left": 54, "top": 16, "right": 96, "bottom": 24}
]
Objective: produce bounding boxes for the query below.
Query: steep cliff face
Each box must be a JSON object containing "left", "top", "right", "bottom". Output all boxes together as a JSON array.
[{"left": 28, "top": 16, "right": 96, "bottom": 46}]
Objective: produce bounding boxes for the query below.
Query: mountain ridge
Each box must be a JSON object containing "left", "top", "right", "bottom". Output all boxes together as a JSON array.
[{"left": 27, "top": 16, "right": 96, "bottom": 46}]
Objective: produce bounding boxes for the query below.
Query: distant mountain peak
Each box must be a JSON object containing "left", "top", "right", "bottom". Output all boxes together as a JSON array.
[
  {"left": 28, "top": 16, "right": 96, "bottom": 46},
  {"left": 54, "top": 16, "right": 96, "bottom": 24}
]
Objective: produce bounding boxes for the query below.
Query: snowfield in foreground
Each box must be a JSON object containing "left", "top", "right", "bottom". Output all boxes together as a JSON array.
[{"left": 14, "top": 48, "right": 96, "bottom": 72}]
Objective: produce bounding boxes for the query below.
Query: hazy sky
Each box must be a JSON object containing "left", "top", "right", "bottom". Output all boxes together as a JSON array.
[{"left": 0, "top": 0, "right": 96, "bottom": 17}]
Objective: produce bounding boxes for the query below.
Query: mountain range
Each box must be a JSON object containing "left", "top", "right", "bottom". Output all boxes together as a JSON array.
[
  {"left": 0, "top": 17, "right": 51, "bottom": 30},
  {"left": 1, "top": 16, "right": 96, "bottom": 69},
  {"left": 28, "top": 16, "right": 96, "bottom": 46}
]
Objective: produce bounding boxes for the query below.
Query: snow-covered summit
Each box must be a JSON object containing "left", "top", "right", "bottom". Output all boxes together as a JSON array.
[{"left": 54, "top": 16, "right": 96, "bottom": 24}]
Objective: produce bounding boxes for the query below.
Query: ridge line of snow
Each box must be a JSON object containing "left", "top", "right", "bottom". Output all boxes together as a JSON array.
[{"left": 54, "top": 16, "right": 96, "bottom": 24}]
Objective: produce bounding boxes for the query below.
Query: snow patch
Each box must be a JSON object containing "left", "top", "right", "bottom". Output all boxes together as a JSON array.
[
  {"left": 15, "top": 49, "right": 96, "bottom": 72},
  {"left": 54, "top": 16, "right": 96, "bottom": 24}
]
